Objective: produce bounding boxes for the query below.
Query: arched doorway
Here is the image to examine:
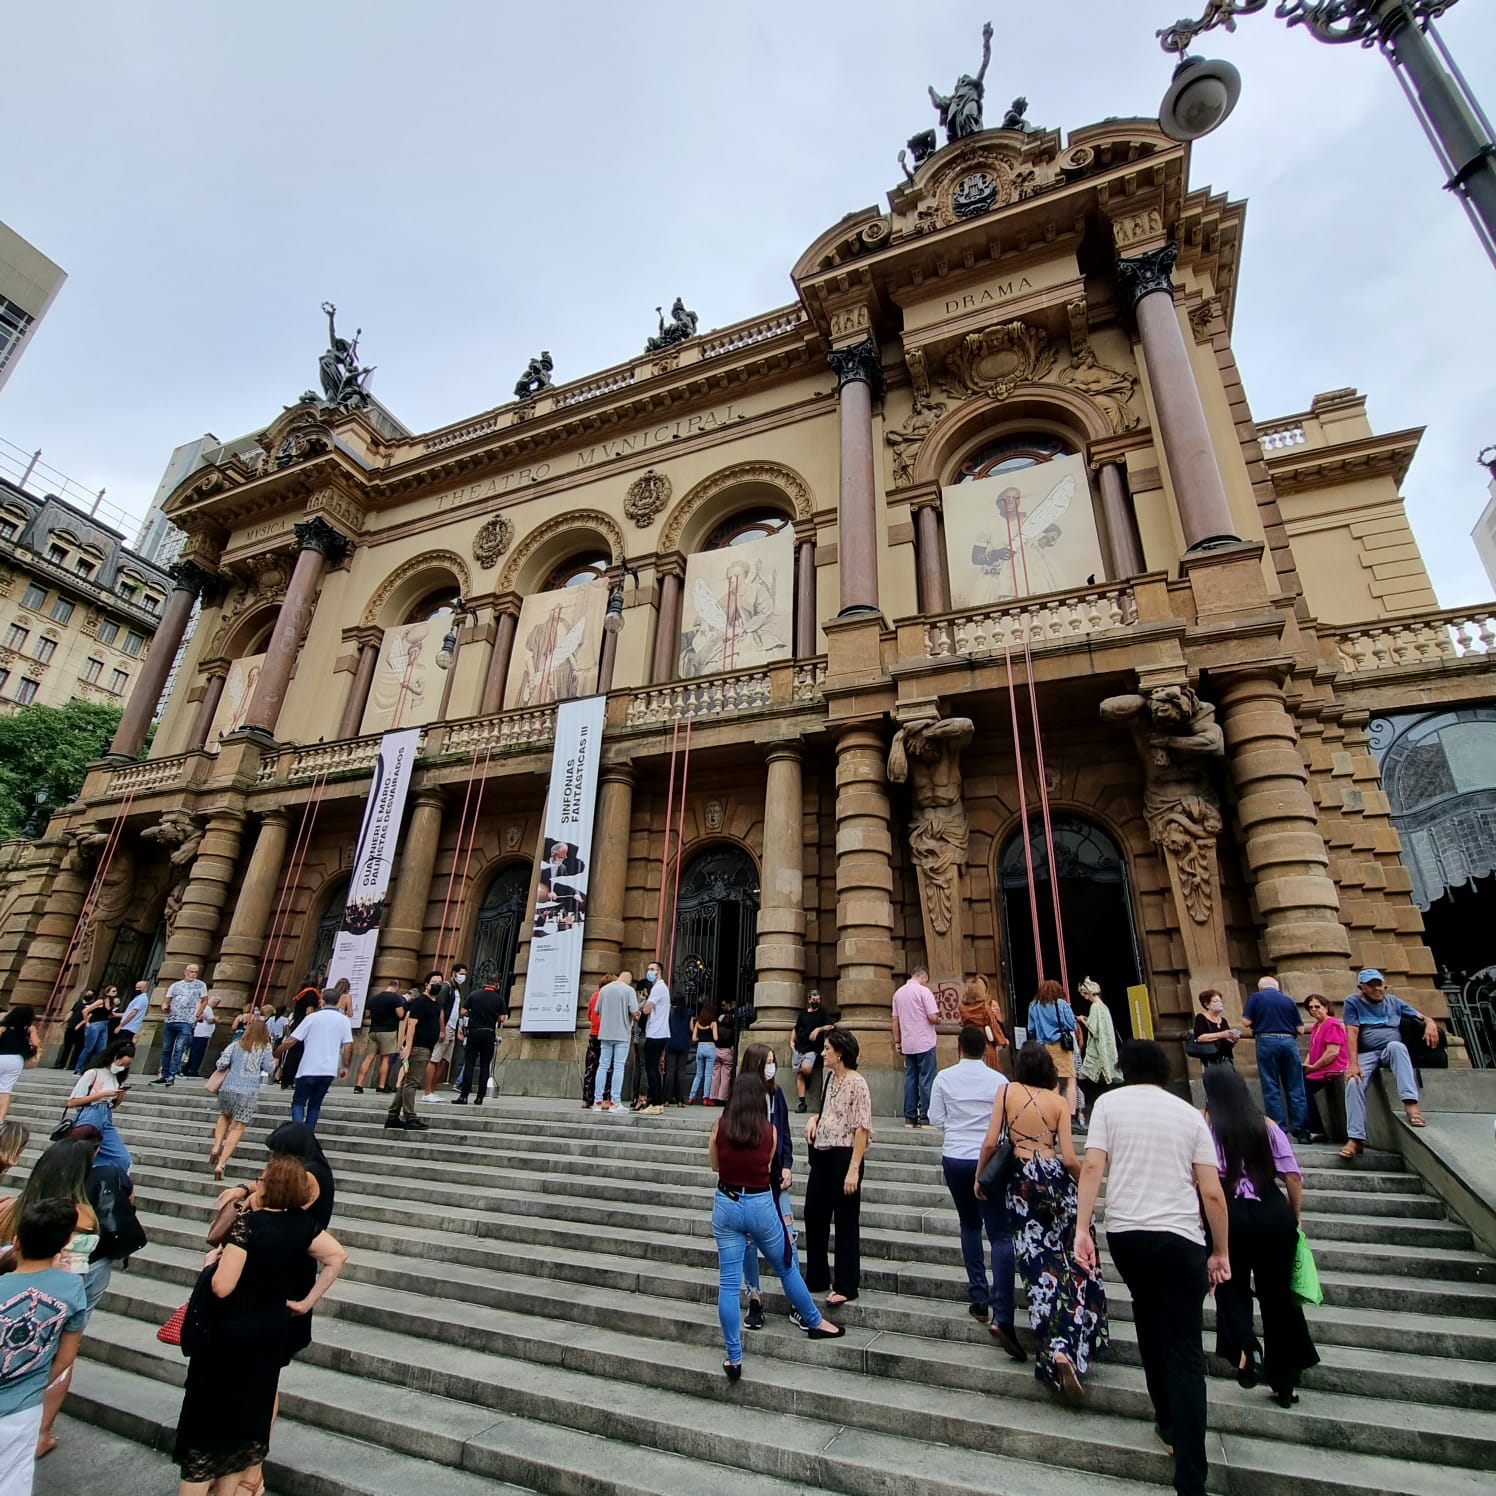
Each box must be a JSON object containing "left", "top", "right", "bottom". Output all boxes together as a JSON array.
[
  {"left": 101, "top": 919, "right": 166, "bottom": 996},
  {"left": 997, "top": 814, "right": 1141, "bottom": 1040},
  {"left": 669, "top": 846, "right": 760, "bottom": 1014},
  {"left": 469, "top": 862, "right": 531, "bottom": 1001},
  {"left": 304, "top": 875, "right": 349, "bottom": 989}
]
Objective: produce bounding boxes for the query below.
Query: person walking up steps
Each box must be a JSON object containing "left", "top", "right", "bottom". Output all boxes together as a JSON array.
[
  {"left": 592, "top": 971, "right": 639, "bottom": 1113},
  {"left": 1242, "top": 977, "right": 1312, "bottom": 1144},
  {"left": 208, "top": 1016, "right": 276, "bottom": 1179},
  {"left": 891, "top": 966, "right": 939, "bottom": 1127},
  {"left": 736, "top": 1042, "right": 796, "bottom": 1331},
  {"left": 1340, "top": 968, "right": 1442, "bottom": 1159},
  {"left": 931, "top": 1026, "right": 1023, "bottom": 1360},
  {"left": 688, "top": 1002, "right": 719, "bottom": 1104},
  {"left": 151, "top": 963, "right": 207, "bottom": 1088},
  {"left": 387, "top": 978, "right": 442, "bottom": 1131},
  {"left": 1074, "top": 1040, "right": 1231, "bottom": 1496},
  {"left": 278, "top": 988, "right": 351, "bottom": 1130}
]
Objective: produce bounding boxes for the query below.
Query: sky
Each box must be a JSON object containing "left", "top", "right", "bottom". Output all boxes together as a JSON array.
[{"left": 3, "top": 1, "right": 1494, "bottom": 603}]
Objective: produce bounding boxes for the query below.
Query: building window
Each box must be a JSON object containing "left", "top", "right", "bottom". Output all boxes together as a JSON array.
[
  {"left": 109, "top": 669, "right": 128, "bottom": 694},
  {"left": 21, "top": 584, "right": 46, "bottom": 611},
  {"left": 46, "top": 544, "right": 67, "bottom": 565},
  {"left": 74, "top": 558, "right": 95, "bottom": 578},
  {"left": 956, "top": 432, "right": 1070, "bottom": 482},
  {"left": 82, "top": 657, "right": 102, "bottom": 684},
  {"left": 97, "top": 620, "right": 119, "bottom": 645},
  {"left": 49, "top": 598, "right": 74, "bottom": 624},
  {"left": 0, "top": 669, "right": 7, "bottom": 696},
  {"left": 33, "top": 637, "right": 55, "bottom": 664},
  {"left": 0, "top": 294, "right": 34, "bottom": 376},
  {"left": 121, "top": 630, "right": 144, "bottom": 656},
  {"left": 0, "top": 519, "right": 16, "bottom": 542},
  {"left": 118, "top": 579, "right": 139, "bottom": 601},
  {"left": 542, "top": 552, "right": 611, "bottom": 591},
  {"left": 15, "top": 679, "right": 38, "bottom": 706},
  {"left": 142, "top": 593, "right": 161, "bottom": 613},
  {"left": 4, "top": 624, "right": 27, "bottom": 651},
  {"left": 705, "top": 510, "right": 792, "bottom": 550}
]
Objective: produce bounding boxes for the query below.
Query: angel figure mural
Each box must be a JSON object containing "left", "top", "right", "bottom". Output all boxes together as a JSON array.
[
  {"left": 205, "top": 653, "right": 267, "bottom": 752},
  {"left": 362, "top": 621, "right": 435, "bottom": 734},
  {"left": 943, "top": 452, "right": 1107, "bottom": 610},
  {"left": 678, "top": 530, "right": 794, "bottom": 679},
  {"left": 505, "top": 584, "right": 606, "bottom": 709}
]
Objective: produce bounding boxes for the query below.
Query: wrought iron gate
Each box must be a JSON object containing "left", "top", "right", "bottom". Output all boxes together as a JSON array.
[
  {"left": 669, "top": 847, "right": 759, "bottom": 1015},
  {"left": 469, "top": 863, "right": 531, "bottom": 1000},
  {"left": 100, "top": 921, "right": 165, "bottom": 996}
]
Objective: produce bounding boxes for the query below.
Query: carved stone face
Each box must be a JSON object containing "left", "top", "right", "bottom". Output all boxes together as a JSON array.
[{"left": 1149, "top": 687, "right": 1194, "bottom": 727}]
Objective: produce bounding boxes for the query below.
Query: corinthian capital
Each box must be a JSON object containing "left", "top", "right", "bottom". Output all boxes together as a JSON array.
[
  {"left": 293, "top": 516, "right": 352, "bottom": 565},
  {"left": 166, "top": 559, "right": 218, "bottom": 599},
  {"left": 826, "top": 338, "right": 885, "bottom": 397},
  {"left": 1115, "top": 243, "right": 1180, "bottom": 314}
]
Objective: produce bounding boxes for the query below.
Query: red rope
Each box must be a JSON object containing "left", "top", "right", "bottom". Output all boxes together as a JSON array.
[
  {"left": 1002, "top": 639, "right": 1046, "bottom": 987},
  {"left": 253, "top": 770, "right": 327, "bottom": 1010},
  {"left": 436, "top": 745, "right": 491, "bottom": 974},
  {"left": 1020, "top": 632, "right": 1069, "bottom": 996},
  {"left": 654, "top": 717, "right": 681, "bottom": 962},
  {"left": 665, "top": 713, "right": 692, "bottom": 986},
  {"left": 433, "top": 749, "right": 481, "bottom": 974}
]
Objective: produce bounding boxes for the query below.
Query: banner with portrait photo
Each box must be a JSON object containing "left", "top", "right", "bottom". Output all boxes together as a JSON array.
[
  {"left": 360, "top": 618, "right": 445, "bottom": 735},
  {"left": 205, "top": 652, "right": 267, "bottom": 753},
  {"left": 521, "top": 694, "right": 605, "bottom": 1033},
  {"left": 941, "top": 453, "right": 1106, "bottom": 608},
  {"left": 504, "top": 582, "right": 606, "bottom": 710},
  {"left": 678, "top": 528, "right": 794, "bottom": 677},
  {"left": 325, "top": 728, "right": 420, "bottom": 1026}
]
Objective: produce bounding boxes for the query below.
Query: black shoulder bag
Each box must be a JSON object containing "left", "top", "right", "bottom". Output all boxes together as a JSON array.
[{"left": 977, "top": 1088, "right": 1016, "bottom": 1195}]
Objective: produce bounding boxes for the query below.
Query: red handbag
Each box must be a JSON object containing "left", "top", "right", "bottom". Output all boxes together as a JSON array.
[{"left": 157, "top": 1303, "right": 188, "bottom": 1346}]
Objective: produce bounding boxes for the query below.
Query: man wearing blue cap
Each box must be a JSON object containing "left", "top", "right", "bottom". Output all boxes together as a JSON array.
[{"left": 1340, "top": 968, "right": 1440, "bottom": 1160}]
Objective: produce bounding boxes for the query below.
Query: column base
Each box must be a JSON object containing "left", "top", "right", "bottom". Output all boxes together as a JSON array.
[
  {"left": 1184, "top": 534, "right": 1243, "bottom": 553},
  {"left": 221, "top": 726, "right": 280, "bottom": 749}
]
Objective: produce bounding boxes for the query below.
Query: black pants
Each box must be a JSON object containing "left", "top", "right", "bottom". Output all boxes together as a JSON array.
[
  {"left": 1304, "top": 1076, "right": 1337, "bottom": 1139},
  {"left": 663, "top": 1048, "right": 690, "bottom": 1102},
  {"left": 642, "top": 1037, "right": 667, "bottom": 1105},
  {"left": 804, "top": 1145, "right": 861, "bottom": 1299},
  {"left": 459, "top": 1031, "right": 496, "bottom": 1102},
  {"left": 1078, "top": 1076, "right": 1114, "bottom": 1114},
  {"left": 1107, "top": 1230, "right": 1209, "bottom": 1496},
  {"left": 582, "top": 1035, "right": 601, "bottom": 1103},
  {"left": 1215, "top": 1191, "right": 1318, "bottom": 1398},
  {"left": 55, "top": 1024, "right": 82, "bottom": 1070}
]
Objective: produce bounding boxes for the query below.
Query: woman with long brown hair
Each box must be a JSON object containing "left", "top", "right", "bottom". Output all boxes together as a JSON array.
[
  {"left": 736, "top": 1042, "right": 795, "bottom": 1330},
  {"left": 957, "top": 975, "right": 1008, "bottom": 1072},
  {"left": 1026, "top": 979, "right": 1080, "bottom": 1114},
  {"left": 208, "top": 1017, "right": 276, "bottom": 1180}
]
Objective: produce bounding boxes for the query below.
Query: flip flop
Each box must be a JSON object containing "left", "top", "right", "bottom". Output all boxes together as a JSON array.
[
  {"left": 824, "top": 1292, "right": 849, "bottom": 1307},
  {"left": 1406, "top": 1112, "right": 1426, "bottom": 1128},
  {"left": 1338, "top": 1141, "right": 1362, "bottom": 1159}
]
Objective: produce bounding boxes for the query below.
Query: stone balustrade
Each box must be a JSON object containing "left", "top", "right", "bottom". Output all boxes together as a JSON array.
[
  {"left": 923, "top": 584, "right": 1139, "bottom": 661},
  {"left": 698, "top": 309, "right": 804, "bottom": 358},
  {"left": 1259, "top": 422, "right": 1308, "bottom": 451},
  {"left": 443, "top": 705, "right": 557, "bottom": 755},
  {"left": 285, "top": 735, "right": 404, "bottom": 783},
  {"left": 109, "top": 754, "right": 192, "bottom": 796},
  {"left": 1334, "top": 610, "right": 1496, "bottom": 673},
  {"left": 625, "top": 657, "right": 824, "bottom": 728}
]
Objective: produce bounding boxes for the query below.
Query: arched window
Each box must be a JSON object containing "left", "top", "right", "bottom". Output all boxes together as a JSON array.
[
  {"left": 404, "top": 587, "right": 460, "bottom": 623},
  {"left": 704, "top": 509, "right": 791, "bottom": 550},
  {"left": 957, "top": 432, "right": 1070, "bottom": 482},
  {"left": 543, "top": 552, "right": 610, "bottom": 590}
]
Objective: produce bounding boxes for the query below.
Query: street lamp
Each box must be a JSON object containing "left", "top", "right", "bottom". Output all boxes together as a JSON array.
[
  {"left": 602, "top": 561, "right": 642, "bottom": 637},
  {"left": 1156, "top": 1, "right": 1496, "bottom": 268},
  {"left": 19, "top": 787, "right": 49, "bottom": 839},
  {"left": 434, "top": 597, "right": 477, "bottom": 719}
]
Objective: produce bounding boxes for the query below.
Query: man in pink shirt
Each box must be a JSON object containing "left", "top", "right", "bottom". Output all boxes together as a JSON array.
[{"left": 891, "top": 965, "right": 940, "bottom": 1127}]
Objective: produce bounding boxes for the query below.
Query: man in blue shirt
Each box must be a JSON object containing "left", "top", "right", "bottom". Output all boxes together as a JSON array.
[
  {"left": 1241, "top": 977, "right": 1311, "bottom": 1143},
  {"left": 1340, "top": 968, "right": 1440, "bottom": 1159},
  {"left": 117, "top": 980, "right": 149, "bottom": 1039}
]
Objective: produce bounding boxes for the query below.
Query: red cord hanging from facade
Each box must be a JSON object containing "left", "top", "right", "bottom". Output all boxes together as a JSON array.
[
  {"left": 666, "top": 713, "right": 693, "bottom": 987},
  {"left": 654, "top": 716, "right": 681, "bottom": 963},
  {"left": 1020, "top": 631, "right": 1069, "bottom": 997},
  {"left": 253, "top": 769, "right": 327, "bottom": 1010}
]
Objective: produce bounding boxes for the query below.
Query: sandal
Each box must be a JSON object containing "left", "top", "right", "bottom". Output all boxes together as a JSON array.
[
  {"left": 1053, "top": 1355, "right": 1085, "bottom": 1405},
  {"left": 1338, "top": 1140, "right": 1363, "bottom": 1159},
  {"left": 824, "top": 1292, "right": 849, "bottom": 1307},
  {"left": 1405, "top": 1110, "right": 1427, "bottom": 1128}
]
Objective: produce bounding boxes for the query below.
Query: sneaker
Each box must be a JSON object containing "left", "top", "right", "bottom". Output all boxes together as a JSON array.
[
  {"left": 796, "top": 1099, "right": 807, "bottom": 1113},
  {"left": 404, "top": 1117, "right": 431, "bottom": 1130},
  {"left": 746, "top": 1299, "right": 765, "bottom": 1330},
  {"left": 452, "top": 1096, "right": 469, "bottom": 1105},
  {"left": 788, "top": 1308, "right": 809, "bottom": 1331},
  {"left": 607, "top": 1105, "right": 629, "bottom": 1117},
  {"left": 422, "top": 1094, "right": 445, "bottom": 1103},
  {"left": 383, "top": 1117, "right": 408, "bottom": 1130},
  {"left": 354, "top": 1086, "right": 365, "bottom": 1094}
]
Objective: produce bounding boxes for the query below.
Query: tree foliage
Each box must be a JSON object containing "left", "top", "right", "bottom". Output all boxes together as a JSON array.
[{"left": 0, "top": 700, "right": 127, "bottom": 841}]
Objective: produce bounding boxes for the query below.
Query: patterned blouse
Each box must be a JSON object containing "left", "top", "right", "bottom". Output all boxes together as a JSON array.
[{"left": 815, "top": 1070, "right": 874, "bottom": 1149}]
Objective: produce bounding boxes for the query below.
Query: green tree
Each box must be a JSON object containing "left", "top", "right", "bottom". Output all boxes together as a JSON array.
[{"left": 0, "top": 700, "right": 128, "bottom": 841}]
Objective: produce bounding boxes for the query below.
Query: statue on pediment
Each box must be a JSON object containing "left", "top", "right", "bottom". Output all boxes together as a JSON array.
[
  {"left": 311, "top": 302, "right": 375, "bottom": 410},
  {"left": 898, "top": 129, "right": 939, "bottom": 183},
  {"left": 515, "top": 351, "right": 554, "bottom": 399},
  {"left": 1001, "top": 96, "right": 1032, "bottom": 132},
  {"left": 646, "top": 298, "right": 699, "bottom": 353},
  {"left": 928, "top": 21, "right": 993, "bottom": 144}
]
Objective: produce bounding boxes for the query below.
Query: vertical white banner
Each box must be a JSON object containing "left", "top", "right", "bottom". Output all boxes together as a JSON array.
[
  {"left": 326, "top": 728, "right": 421, "bottom": 1026},
  {"left": 522, "top": 694, "right": 606, "bottom": 1032}
]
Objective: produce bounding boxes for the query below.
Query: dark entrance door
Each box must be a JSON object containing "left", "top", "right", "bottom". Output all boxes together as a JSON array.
[
  {"left": 469, "top": 863, "right": 531, "bottom": 1003},
  {"left": 101, "top": 920, "right": 166, "bottom": 996},
  {"left": 669, "top": 847, "right": 760, "bottom": 1016},
  {"left": 998, "top": 814, "right": 1142, "bottom": 1041},
  {"left": 305, "top": 876, "right": 350, "bottom": 989}
]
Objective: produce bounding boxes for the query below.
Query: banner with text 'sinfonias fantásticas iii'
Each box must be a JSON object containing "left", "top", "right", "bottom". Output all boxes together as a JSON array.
[
  {"left": 522, "top": 694, "right": 606, "bottom": 1033},
  {"left": 326, "top": 728, "right": 420, "bottom": 1026}
]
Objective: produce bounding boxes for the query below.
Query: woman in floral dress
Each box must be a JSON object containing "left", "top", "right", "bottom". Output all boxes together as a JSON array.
[
  {"left": 208, "top": 1017, "right": 276, "bottom": 1180},
  {"left": 977, "top": 1040, "right": 1107, "bottom": 1401}
]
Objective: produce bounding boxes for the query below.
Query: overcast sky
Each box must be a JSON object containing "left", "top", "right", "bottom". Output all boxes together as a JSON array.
[{"left": 3, "top": 2, "right": 1493, "bottom": 604}]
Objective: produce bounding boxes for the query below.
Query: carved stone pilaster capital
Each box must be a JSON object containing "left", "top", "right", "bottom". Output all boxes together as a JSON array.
[
  {"left": 826, "top": 338, "right": 885, "bottom": 397},
  {"left": 293, "top": 516, "right": 352, "bottom": 565},
  {"left": 1115, "top": 243, "right": 1179, "bottom": 314},
  {"left": 167, "top": 559, "right": 218, "bottom": 600},
  {"left": 654, "top": 552, "right": 686, "bottom": 581}
]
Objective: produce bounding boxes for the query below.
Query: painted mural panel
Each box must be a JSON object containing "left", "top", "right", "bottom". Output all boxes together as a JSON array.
[
  {"left": 941, "top": 453, "right": 1105, "bottom": 608},
  {"left": 205, "top": 651, "right": 266, "bottom": 752},
  {"left": 678, "top": 528, "right": 794, "bottom": 678},
  {"left": 360, "top": 618, "right": 445, "bottom": 735},
  {"left": 504, "top": 582, "right": 606, "bottom": 709}
]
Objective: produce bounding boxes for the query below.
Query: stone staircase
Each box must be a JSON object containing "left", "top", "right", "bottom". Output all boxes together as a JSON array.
[{"left": 13, "top": 1070, "right": 1496, "bottom": 1495}]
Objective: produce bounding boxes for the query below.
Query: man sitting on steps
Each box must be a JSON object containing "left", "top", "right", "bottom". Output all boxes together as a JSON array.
[{"left": 1339, "top": 967, "right": 1441, "bottom": 1160}]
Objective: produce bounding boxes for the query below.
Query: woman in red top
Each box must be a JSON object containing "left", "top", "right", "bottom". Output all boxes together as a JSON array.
[
  {"left": 709, "top": 1073, "right": 842, "bottom": 1379},
  {"left": 1301, "top": 995, "right": 1348, "bottom": 1143}
]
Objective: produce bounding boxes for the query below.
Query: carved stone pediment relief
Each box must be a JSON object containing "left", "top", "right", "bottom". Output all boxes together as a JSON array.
[
  {"left": 623, "top": 470, "right": 671, "bottom": 529},
  {"left": 941, "top": 321, "right": 1054, "bottom": 402},
  {"left": 472, "top": 514, "right": 515, "bottom": 568}
]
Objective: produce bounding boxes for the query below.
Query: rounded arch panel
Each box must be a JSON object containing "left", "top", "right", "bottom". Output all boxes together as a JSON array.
[
  {"left": 912, "top": 387, "right": 1114, "bottom": 488},
  {"left": 498, "top": 509, "right": 624, "bottom": 594},
  {"left": 361, "top": 550, "right": 472, "bottom": 629},
  {"left": 659, "top": 461, "right": 815, "bottom": 556}
]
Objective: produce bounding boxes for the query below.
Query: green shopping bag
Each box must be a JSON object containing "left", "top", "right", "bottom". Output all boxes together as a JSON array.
[{"left": 1290, "top": 1229, "right": 1323, "bottom": 1306}]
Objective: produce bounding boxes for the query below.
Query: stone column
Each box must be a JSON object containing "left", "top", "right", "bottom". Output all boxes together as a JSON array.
[
  {"left": 582, "top": 766, "right": 633, "bottom": 982},
  {"left": 372, "top": 790, "right": 444, "bottom": 992},
  {"left": 210, "top": 810, "right": 290, "bottom": 1011},
  {"left": 1117, "top": 244, "right": 1239, "bottom": 552},
  {"left": 828, "top": 339, "right": 884, "bottom": 617},
  {"left": 337, "top": 633, "right": 381, "bottom": 740},
  {"left": 12, "top": 847, "right": 96, "bottom": 1014},
  {"left": 185, "top": 668, "right": 227, "bottom": 753},
  {"left": 651, "top": 558, "right": 684, "bottom": 683},
  {"left": 833, "top": 725, "right": 895, "bottom": 1034},
  {"left": 794, "top": 531, "right": 817, "bottom": 658},
  {"left": 241, "top": 518, "right": 351, "bottom": 739},
  {"left": 110, "top": 560, "right": 214, "bottom": 758},
  {"left": 754, "top": 745, "right": 806, "bottom": 1031},
  {"left": 911, "top": 498, "right": 950, "bottom": 614},
  {"left": 1096, "top": 461, "right": 1145, "bottom": 579},
  {"left": 155, "top": 809, "right": 247, "bottom": 996},
  {"left": 1217, "top": 672, "right": 1351, "bottom": 997},
  {"left": 479, "top": 597, "right": 520, "bottom": 716}
]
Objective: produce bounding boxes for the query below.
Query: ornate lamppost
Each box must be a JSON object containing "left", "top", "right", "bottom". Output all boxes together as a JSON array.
[{"left": 1156, "top": 2, "right": 1495, "bottom": 268}]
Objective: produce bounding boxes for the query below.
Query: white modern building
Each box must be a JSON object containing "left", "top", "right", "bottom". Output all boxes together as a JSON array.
[{"left": 0, "top": 222, "right": 66, "bottom": 395}]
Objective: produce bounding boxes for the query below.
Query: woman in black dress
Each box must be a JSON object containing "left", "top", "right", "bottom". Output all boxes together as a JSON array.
[{"left": 175, "top": 1155, "right": 346, "bottom": 1493}]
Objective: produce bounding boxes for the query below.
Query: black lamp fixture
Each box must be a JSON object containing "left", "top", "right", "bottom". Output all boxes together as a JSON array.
[
  {"left": 19, "top": 786, "right": 50, "bottom": 839},
  {"left": 435, "top": 597, "right": 475, "bottom": 670},
  {"left": 602, "top": 561, "right": 643, "bottom": 637}
]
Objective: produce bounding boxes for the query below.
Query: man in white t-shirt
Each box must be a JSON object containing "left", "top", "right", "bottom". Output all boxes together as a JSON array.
[
  {"left": 637, "top": 962, "right": 671, "bottom": 1116},
  {"left": 278, "top": 989, "right": 353, "bottom": 1130},
  {"left": 1074, "top": 1040, "right": 1230, "bottom": 1496}
]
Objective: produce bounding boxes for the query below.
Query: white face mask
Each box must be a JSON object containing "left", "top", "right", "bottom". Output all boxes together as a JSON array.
[
  {"left": 763, "top": 1062, "right": 776, "bottom": 1082},
  {"left": 454, "top": 973, "right": 465, "bottom": 985},
  {"left": 110, "top": 1062, "right": 128, "bottom": 1074}
]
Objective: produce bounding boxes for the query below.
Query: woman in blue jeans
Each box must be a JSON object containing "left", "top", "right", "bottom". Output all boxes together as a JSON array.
[
  {"left": 64, "top": 1036, "right": 135, "bottom": 1175},
  {"left": 736, "top": 1043, "right": 795, "bottom": 1330},
  {"left": 688, "top": 1003, "right": 718, "bottom": 1103},
  {"left": 73, "top": 989, "right": 112, "bottom": 1075},
  {"left": 709, "top": 1072, "right": 843, "bottom": 1378}
]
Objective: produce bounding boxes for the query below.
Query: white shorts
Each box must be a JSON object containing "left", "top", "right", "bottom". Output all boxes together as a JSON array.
[
  {"left": 0, "top": 1055, "right": 23, "bottom": 1095},
  {"left": 0, "top": 1403, "right": 43, "bottom": 1496}
]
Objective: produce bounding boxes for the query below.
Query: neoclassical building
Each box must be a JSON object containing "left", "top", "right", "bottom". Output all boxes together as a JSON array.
[{"left": 2, "top": 108, "right": 1491, "bottom": 1091}]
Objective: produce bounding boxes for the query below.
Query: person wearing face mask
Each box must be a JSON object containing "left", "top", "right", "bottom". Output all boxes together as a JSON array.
[
  {"left": 736, "top": 1043, "right": 796, "bottom": 1329},
  {"left": 388, "top": 975, "right": 443, "bottom": 1129},
  {"left": 1190, "top": 990, "right": 1239, "bottom": 1068},
  {"left": 62, "top": 1038, "right": 136, "bottom": 1174},
  {"left": 425, "top": 964, "right": 467, "bottom": 1101},
  {"left": 637, "top": 962, "right": 671, "bottom": 1116}
]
